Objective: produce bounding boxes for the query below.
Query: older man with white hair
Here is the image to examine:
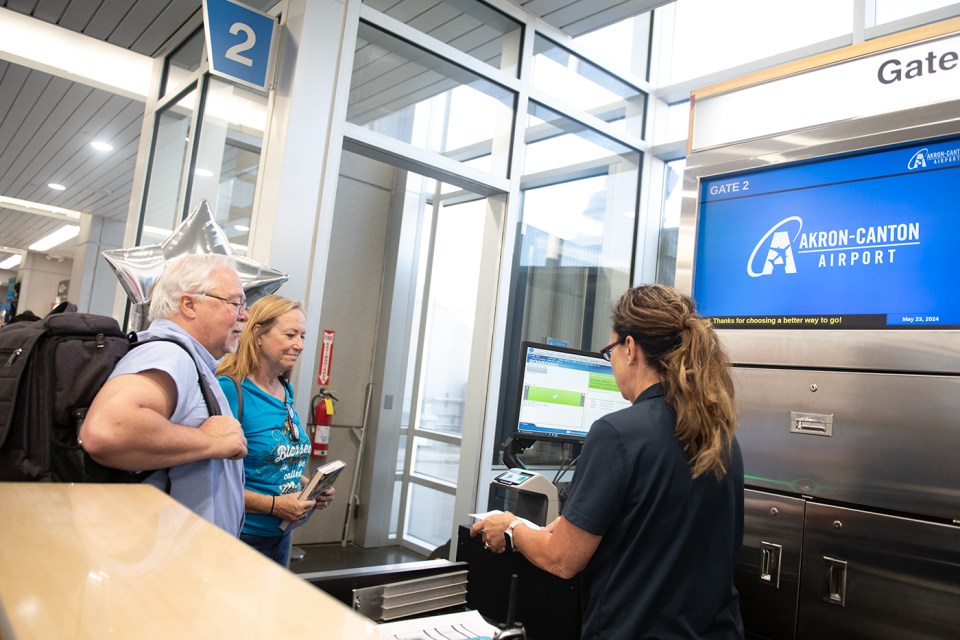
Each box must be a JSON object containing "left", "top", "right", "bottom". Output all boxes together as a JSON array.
[{"left": 82, "top": 254, "right": 249, "bottom": 535}]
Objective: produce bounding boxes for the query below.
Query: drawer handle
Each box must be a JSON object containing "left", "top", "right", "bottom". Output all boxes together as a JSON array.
[
  {"left": 760, "top": 541, "right": 782, "bottom": 588},
  {"left": 821, "top": 557, "right": 847, "bottom": 606},
  {"left": 796, "top": 420, "right": 827, "bottom": 433},
  {"left": 791, "top": 411, "right": 833, "bottom": 437}
]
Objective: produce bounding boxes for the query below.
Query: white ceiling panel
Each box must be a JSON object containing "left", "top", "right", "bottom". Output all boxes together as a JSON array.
[
  {"left": 1, "top": 0, "right": 279, "bottom": 55},
  {"left": 0, "top": 60, "right": 144, "bottom": 258},
  {"left": 509, "top": 0, "right": 669, "bottom": 36}
]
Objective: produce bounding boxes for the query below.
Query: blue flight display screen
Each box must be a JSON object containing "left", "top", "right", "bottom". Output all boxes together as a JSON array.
[{"left": 693, "top": 135, "right": 960, "bottom": 329}]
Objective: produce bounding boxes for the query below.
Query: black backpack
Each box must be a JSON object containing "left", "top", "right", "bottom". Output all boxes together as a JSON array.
[{"left": 0, "top": 302, "right": 219, "bottom": 483}]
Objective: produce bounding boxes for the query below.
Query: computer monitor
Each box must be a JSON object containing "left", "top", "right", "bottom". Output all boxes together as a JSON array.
[{"left": 512, "top": 342, "right": 633, "bottom": 444}]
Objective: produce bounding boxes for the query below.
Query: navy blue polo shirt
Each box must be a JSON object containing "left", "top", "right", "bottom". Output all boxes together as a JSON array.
[{"left": 563, "top": 383, "right": 744, "bottom": 640}]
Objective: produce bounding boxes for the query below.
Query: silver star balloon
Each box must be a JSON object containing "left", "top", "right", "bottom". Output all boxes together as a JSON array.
[{"left": 102, "top": 199, "right": 288, "bottom": 329}]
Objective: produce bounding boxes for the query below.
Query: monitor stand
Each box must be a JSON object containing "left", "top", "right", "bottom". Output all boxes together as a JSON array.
[{"left": 500, "top": 437, "right": 535, "bottom": 470}]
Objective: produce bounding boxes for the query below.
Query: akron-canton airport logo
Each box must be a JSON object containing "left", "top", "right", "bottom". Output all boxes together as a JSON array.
[
  {"left": 908, "top": 149, "right": 928, "bottom": 170},
  {"left": 908, "top": 146, "right": 960, "bottom": 170},
  {"left": 747, "top": 216, "right": 803, "bottom": 278}
]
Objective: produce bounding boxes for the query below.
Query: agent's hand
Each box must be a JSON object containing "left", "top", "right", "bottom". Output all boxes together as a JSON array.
[
  {"left": 313, "top": 487, "right": 335, "bottom": 510},
  {"left": 469, "top": 511, "right": 515, "bottom": 553},
  {"left": 198, "top": 415, "right": 247, "bottom": 460},
  {"left": 274, "top": 493, "right": 317, "bottom": 524}
]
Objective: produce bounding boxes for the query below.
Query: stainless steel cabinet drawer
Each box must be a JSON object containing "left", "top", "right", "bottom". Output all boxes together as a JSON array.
[
  {"left": 797, "top": 503, "right": 960, "bottom": 640},
  {"left": 733, "top": 367, "right": 960, "bottom": 521},
  {"left": 735, "top": 490, "right": 806, "bottom": 640}
]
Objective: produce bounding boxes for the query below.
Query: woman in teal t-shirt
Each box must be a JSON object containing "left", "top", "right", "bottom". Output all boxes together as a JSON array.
[{"left": 217, "top": 295, "right": 335, "bottom": 565}]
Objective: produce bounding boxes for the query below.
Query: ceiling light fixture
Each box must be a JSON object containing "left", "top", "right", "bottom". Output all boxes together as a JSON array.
[
  {"left": 195, "top": 169, "right": 214, "bottom": 177},
  {"left": 0, "top": 254, "right": 22, "bottom": 270},
  {"left": 91, "top": 141, "right": 113, "bottom": 151},
  {"left": 29, "top": 225, "right": 81, "bottom": 252},
  {"left": 0, "top": 9, "right": 151, "bottom": 99},
  {"left": 0, "top": 195, "right": 82, "bottom": 220},
  {"left": 48, "top": 183, "right": 66, "bottom": 191},
  {"left": 234, "top": 224, "right": 250, "bottom": 231}
]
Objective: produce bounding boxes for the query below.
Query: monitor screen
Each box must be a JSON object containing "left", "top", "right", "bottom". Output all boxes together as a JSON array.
[
  {"left": 693, "top": 134, "right": 960, "bottom": 329},
  {"left": 513, "top": 342, "right": 633, "bottom": 443}
]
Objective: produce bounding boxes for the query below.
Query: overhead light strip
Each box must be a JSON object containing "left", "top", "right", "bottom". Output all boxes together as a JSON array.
[
  {"left": 0, "top": 7, "right": 151, "bottom": 100},
  {"left": 0, "top": 195, "right": 82, "bottom": 220},
  {"left": 0, "top": 254, "right": 22, "bottom": 270},
  {"left": 29, "top": 225, "right": 81, "bottom": 252}
]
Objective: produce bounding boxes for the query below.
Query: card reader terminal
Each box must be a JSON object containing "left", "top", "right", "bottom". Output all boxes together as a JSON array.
[{"left": 492, "top": 469, "right": 559, "bottom": 526}]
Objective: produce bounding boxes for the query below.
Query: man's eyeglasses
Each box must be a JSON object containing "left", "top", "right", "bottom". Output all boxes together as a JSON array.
[
  {"left": 600, "top": 339, "right": 623, "bottom": 362},
  {"left": 195, "top": 292, "right": 248, "bottom": 315}
]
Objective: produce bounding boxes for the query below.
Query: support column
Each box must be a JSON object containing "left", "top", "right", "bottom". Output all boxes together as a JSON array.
[
  {"left": 249, "top": 0, "right": 354, "bottom": 428},
  {"left": 19, "top": 251, "right": 72, "bottom": 316},
  {"left": 69, "top": 214, "right": 126, "bottom": 315}
]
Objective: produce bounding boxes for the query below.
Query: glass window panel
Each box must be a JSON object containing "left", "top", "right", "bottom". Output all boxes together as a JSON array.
[
  {"left": 412, "top": 437, "right": 459, "bottom": 484},
  {"left": 349, "top": 22, "right": 516, "bottom": 177},
  {"left": 574, "top": 14, "right": 652, "bottom": 79},
  {"left": 532, "top": 35, "right": 646, "bottom": 138},
  {"left": 524, "top": 102, "right": 635, "bottom": 176},
  {"left": 162, "top": 29, "right": 204, "bottom": 98},
  {"left": 405, "top": 483, "right": 454, "bottom": 547},
  {"left": 494, "top": 104, "right": 640, "bottom": 466},
  {"left": 656, "top": 159, "right": 686, "bottom": 287},
  {"left": 389, "top": 479, "right": 401, "bottom": 536},
  {"left": 671, "top": 0, "right": 853, "bottom": 84},
  {"left": 362, "top": 0, "right": 522, "bottom": 76},
  {"left": 414, "top": 196, "right": 486, "bottom": 438},
  {"left": 140, "top": 89, "right": 197, "bottom": 244},
  {"left": 400, "top": 174, "right": 435, "bottom": 430},
  {"left": 187, "top": 78, "right": 268, "bottom": 256},
  {"left": 397, "top": 434, "right": 407, "bottom": 473},
  {"left": 874, "top": 0, "right": 959, "bottom": 25},
  {"left": 666, "top": 101, "right": 690, "bottom": 143}
]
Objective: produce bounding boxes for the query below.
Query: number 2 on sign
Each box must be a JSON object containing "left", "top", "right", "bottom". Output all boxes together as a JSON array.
[{"left": 226, "top": 22, "right": 256, "bottom": 67}]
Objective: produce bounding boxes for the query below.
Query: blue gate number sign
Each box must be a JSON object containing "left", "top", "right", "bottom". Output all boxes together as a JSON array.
[{"left": 203, "top": 0, "right": 277, "bottom": 90}]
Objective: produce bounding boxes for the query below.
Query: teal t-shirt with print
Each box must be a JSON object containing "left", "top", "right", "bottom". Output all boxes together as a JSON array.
[{"left": 218, "top": 376, "right": 311, "bottom": 537}]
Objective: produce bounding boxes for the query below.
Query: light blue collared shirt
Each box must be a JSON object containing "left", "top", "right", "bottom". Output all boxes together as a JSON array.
[{"left": 109, "top": 319, "right": 245, "bottom": 536}]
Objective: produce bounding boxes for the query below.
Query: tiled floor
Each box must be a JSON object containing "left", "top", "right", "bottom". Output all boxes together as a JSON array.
[{"left": 289, "top": 542, "right": 429, "bottom": 574}]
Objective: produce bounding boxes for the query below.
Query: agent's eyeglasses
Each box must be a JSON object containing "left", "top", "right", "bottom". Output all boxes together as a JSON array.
[
  {"left": 285, "top": 401, "right": 300, "bottom": 441},
  {"left": 600, "top": 339, "right": 623, "bottom": 362},
  {"left": 195, "top": 292, "right": 248, "bottom": 315}
]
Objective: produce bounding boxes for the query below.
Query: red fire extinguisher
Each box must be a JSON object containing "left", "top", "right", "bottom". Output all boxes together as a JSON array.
[{"left": 310, "top": 389, "right": 337, "bottom": 459}]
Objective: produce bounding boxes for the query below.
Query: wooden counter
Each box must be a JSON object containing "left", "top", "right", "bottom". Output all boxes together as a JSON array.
[{"left": 0, "top": 483, "right": 385, "bottom": 640}]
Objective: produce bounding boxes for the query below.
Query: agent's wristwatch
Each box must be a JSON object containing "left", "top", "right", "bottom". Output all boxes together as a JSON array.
[{"left": 505, "top": 519, "right": 522, "bottom": 551}]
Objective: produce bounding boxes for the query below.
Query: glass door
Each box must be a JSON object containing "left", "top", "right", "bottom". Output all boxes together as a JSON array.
[{"left": 391, "top": 178, "right": 503, "bottom": 556}]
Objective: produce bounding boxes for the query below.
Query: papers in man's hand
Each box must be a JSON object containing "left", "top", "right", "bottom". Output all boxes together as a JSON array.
[
  {"left": 468, "top": 510, "right": 541, "bottom": 530},
  {"left": 377, "top": 610, "right": 498, "bottom": 640}
]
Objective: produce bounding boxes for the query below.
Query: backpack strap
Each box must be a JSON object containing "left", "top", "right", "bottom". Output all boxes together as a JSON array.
[
  {"left": 228, "top": 376, "right": 244, "bottom": 421},
  {"left": 230, "top": 376, "right": 290, "bottom": 422},
  {"left": 113, "top": 336, "right": 224, "bottom": 492},
  {"left": 129, "top": 335, "right": 222, "bottom": 418},
  {"left": 279, "top": 376, "right": 293, "bottom": 401}
]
